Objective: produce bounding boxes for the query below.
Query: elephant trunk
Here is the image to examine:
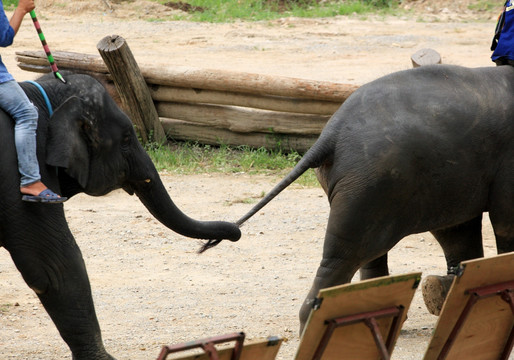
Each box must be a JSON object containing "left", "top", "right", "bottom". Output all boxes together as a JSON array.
[{"left": 132, "top": 175, "right": 241, "bottom": 245}]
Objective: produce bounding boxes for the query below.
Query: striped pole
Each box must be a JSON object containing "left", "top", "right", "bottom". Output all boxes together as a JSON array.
[{"left": 29, "top": 10, "right": 66, "bottom": 83}]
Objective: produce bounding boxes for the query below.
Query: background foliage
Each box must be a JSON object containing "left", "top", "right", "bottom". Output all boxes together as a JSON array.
[{"left": 155, "top": 0, "right": 399, "bottom": 22}]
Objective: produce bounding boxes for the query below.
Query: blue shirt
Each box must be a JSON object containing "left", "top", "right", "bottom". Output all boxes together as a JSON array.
[
  {"left": 0, "top": 1, "right": 15, "bottom": 83},
  {"left": 492, "top": 0, "right": 514, "bottom": 62}
]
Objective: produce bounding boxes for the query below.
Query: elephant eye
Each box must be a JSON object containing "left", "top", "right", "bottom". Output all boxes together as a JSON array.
[{"left": 121, "top": 132, "right": 131, "bottom": 150}]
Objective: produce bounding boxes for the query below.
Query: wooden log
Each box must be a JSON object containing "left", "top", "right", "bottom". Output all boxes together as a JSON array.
[
  {"left": 16, "top": 51, "right": 108, "bottom": 74},
  {"left": 143, "top": 66, "right": 358, "bottom": 102},
  {"left": 17, "top": 63, "right": 51, "bottom": 74},
  {"left": 411, "top": 48, "right": 442, "bottom": 68},
  {"left": 17, "top": 62, "right": 113, "bottom": 81},
  {"left": 156, "top": 102, "right": 329, "bottom": 135},
  {"left": 161, "top": 118, "right": 318, "bottom": 153},
  {"left": 16, "top": 50, "right": 358, "bottom": 102},
  {"left": 97, "top": 35, "right": 166, "bottom": 144},
  {"left": 149, "top": 85, "right": 341, "bottom": 115}
]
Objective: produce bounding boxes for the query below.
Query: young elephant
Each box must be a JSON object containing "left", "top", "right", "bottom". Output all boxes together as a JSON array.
[
  {"left": 235, "top": 64, "right": 514, "bottom": 332},
  {"left": 0, "top": 73, "right": 240, "bottom": 359}
]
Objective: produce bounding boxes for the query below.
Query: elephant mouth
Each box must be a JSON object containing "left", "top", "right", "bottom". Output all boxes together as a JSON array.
[
  {"left": 122, "top": 184, "right": 135, "bottom": 195},
  {"left": 122, "top": 178, "right": 152, "bottom": 195}
]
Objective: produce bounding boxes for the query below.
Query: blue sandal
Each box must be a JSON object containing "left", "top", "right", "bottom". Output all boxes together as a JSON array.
[{"left": 22, "top": 189, "right": 68, "bottom": 203}]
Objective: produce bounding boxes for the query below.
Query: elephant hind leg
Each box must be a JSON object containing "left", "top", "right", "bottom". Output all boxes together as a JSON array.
[
  {"left": 314, "top": 163, "right": 331, "bottom": 196},
  {"left": 299, "top": 231, "right": 362, "bottom": 334},
  {"left": 299, "top": 195, "right": 402, "bottom": 332}
]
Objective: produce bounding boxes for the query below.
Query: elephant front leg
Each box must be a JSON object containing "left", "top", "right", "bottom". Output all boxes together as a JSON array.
[
  {"left": 8, "top": 234, "right": 115, "bottom": 360},
  {"left": 431, "top": 215, "right": 484, "bottom": 274},
  {"left": 489, "top": 169, "right": 514, "bottom": 256},
  {"left": 359, "top": 253, "right": 389, "bottom": 280},
  {"left": 422, "top": 216, "right": 484, "bottom": 315}
]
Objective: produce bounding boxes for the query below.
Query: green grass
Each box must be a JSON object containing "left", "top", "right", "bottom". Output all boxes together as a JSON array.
[
  {"left": 155, "top": 0, "right": 400, "bottom": 22},
  {"left": 146, "top": 141, "right": 319, "bottom": 187},
  {"left": 467, "top": 0, "right": 498, "bottom": 12},
  {"left": 0, "top": 303, "right": 13, "bottom": 313},
  {"left": 3, "top": 0, "right": 18, "bottom": 9}
]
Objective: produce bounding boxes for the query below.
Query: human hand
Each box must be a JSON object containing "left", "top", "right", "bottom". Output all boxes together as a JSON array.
[{"left": 17, "top": 0, "right": 36, "bottom": 14}]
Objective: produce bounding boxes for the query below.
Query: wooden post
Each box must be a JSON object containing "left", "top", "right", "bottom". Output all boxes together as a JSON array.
[
  {"left": 411, "top": 48, "right": 442, "bottom": 68},
  {"left": 97, "top": 35, "right": 166, "bottom": 144}
]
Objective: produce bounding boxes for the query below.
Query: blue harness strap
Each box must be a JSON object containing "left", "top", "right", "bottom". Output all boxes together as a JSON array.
[
  {"left": 24, "top": 80, "right": 53, "bottom": 116},
  {"left": 23, "top": 80, "right": 59, "bottom": 178}
]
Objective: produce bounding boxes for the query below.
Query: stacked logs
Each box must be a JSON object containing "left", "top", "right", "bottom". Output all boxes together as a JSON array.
[{"left": 16, "top": 44, "right": 358, "bottom": 152}]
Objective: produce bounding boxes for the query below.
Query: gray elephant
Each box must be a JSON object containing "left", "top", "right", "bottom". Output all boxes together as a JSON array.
[
  {"left": 234, "top": 64, "right": 514, "bottom": 331},
  {"left": 0, "top": 72, "right": 241, "bottom": 359}
]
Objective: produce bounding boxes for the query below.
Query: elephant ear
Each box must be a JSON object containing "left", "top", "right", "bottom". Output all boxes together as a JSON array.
[{"left": 46, "top": 96, "right": 90, "bottom": 188}]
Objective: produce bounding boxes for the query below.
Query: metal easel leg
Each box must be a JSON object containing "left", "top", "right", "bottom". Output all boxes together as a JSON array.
[
  {"left": 156, "top": 332, "right": 246, "bottom": 360},
  {"left": 311, "top": 306, "right": 404, "bottom": 360}
]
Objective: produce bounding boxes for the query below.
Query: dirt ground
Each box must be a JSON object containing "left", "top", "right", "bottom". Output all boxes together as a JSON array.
[{"left": 0, "top": 1, "right": 509, "bottom": 359}]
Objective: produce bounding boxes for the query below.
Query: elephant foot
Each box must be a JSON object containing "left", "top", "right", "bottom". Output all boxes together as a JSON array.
[{"left": 421, "top": 274, "right": 455, "bottom": 316}]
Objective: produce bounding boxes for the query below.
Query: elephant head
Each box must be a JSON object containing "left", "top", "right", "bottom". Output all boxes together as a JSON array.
[{"left": 38, "top": 73, "right": 241, "bottom": 242}]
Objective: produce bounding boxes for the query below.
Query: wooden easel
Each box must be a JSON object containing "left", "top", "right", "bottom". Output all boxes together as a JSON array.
[
  {"left": 424, "top": 252, "right": 514, "bottom": 360},
  {"left": 295, "top": 272, "right": 421, "bottom": 360},
  {"left": 156, "top": 332, "right": 282, "bottom": 360}
]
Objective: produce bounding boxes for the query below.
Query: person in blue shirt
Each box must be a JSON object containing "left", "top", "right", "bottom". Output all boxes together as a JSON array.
[
  {"left": 0, "top": 0, "right": 66, "bottom": 203},
  {"left": 491, "top": 0, "right": 514, "bottom": 65}
]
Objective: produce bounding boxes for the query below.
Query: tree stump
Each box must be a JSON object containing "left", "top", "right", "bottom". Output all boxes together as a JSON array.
[
  {"left": 97, "top": 35, "right": 166, "bottom": 144},
  {"left": 411, "top": 48, "right": 442, "bottom": 68}
]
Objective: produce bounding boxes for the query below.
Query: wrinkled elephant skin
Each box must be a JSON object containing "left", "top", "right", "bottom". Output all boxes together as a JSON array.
[
  {"left": 0, "top": 73, "right": 240, "bottom": 359},
  {"left": 236, "top": 65, "right": 514, "bottom": 332}
]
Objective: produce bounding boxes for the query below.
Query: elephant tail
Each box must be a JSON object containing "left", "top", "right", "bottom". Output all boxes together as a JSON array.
[{"left": 236, "top": 136, "right": 333, "bottom": 227}]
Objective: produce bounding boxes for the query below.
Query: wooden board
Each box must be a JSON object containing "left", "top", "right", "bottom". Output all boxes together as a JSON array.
[
  {"left": 157, "top": 102, "right": 329, "bottom": 135},
  {"left": 424, "top": 252, "right": 514, "bottom": 360},
  {"left": 161, "top": 118, "right": 318, "bottom": 153},
  {"left": 165, "top": 336, "right": 282, "bottom": 360},
  {"left": 149, "top": 85, "right": 341, "bottom": 115},
  {"left": 295, "top": 272, "right": 421, "bottom": 360}
]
